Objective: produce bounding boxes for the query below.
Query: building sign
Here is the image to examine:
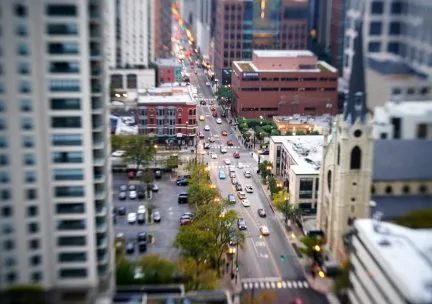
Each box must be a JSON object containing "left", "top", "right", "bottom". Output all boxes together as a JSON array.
[
  {"left": 175, "top": 67, "right": 182, "bottom": 83},
  {"left": 242, "top": 72, "right": 259, "bottom": 79}
]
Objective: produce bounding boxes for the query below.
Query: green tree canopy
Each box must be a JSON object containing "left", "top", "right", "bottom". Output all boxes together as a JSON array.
[
  {"left": 111, "top": 135, "right": 128, "bottom": 151},
  {"left": 258, "top": 160, "right": 273, "bottom": 180},
  {"left": 393, "top": 209, "right": 432, "bottom": 229},
  {"left": 4, "top": 285, "right": 45, "bottom": 304},
  {"left": 178, "top": 257, "right": 219, "bottom": 291},
  {"left": 166, "top": 155, "right": 180, "bottom": 170},
  {"left": 300, "top": 236, "right": 325, "bottom": 259},
  {"left": 122, "top": 135, "right": 156, "bottom": 170},
  {"left": 138, "top": 255, "right": 178, "bottom": 284},
  {"left": 216, "top": 86, "right": 233, "bottom": 101},
  {"left": 174, "top": 224, "right": 214, "bottom": 261},
  {"left": 272, "top": 191, "right": 301, "bottom": 224}
]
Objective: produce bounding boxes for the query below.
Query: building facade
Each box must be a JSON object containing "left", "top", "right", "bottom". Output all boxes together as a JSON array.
[
  {"left": 373, "top": 101, "right": 432, "bottom": 140},
  {"left": 232, "top": 50, "right": 338, "bottom": 119},
  {"left": 213, "top": 0, "right": 309, "bottom": 83},
  {"left": 350, "top": 219, "right": 432, "bottom": 304},
  {"left": 153, "top": 0, "right": 173, "bottom": 59},
  {"left": 329, "top": 0, "right": 348, "bottom": 73},
  {"left": 0, "top": 0, "right": 113, "bottom": 302},
  {"left": 191, "top": 0, "right": 213, "bottom": 60},
  {"left": 344, "top": 0, "right": 432, "bottom": 81},
  {"left": 155, "top": 58, "right": 183, "bottom": 86},
  {"left": 273, "top": 115, "right": 334, "bottom": 135},
  {"left": 269, "top": 136, "right": 324, "bottom": 214},
  {"left": 110, "top": 69, "right": 156, "bottom": 90},
  {"left": 136, "top": 94, "right": 197, "bottom": 147}
]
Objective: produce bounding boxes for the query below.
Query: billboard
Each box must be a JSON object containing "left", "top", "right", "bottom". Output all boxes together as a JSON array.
[{"left": 242, "top": 72, "right": 260, "bottom": 79}]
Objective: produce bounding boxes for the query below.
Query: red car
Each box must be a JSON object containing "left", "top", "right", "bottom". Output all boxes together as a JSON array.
[
  {"left": 221, "top": 130, "right": 228, "bottom": 136},
  {"left": 210, "top": 105, "right": 216, "bottom": 111},
  {"left": 128, "top": 171, "right": 136, "bottom": 179},
  {"left": 179, "top": 215, "right": 192, "bottom": 225},
  {"left": 212, "top": 112, "right": 217, "bottom": 117},
  {"left": 233, "top": 151, "right": 240, "bottom": 159}
]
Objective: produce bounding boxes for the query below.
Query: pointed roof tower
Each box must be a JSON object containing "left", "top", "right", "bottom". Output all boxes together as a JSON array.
[{"left": 343, "top": 21, "right": 367, "bottom": 125}]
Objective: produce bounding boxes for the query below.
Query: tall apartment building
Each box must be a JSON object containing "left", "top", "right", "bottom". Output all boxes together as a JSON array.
[
  {"left": 108, "top": 0, "right": 172, "bottom": 69},
  {"left": 344, "top": 0, "right": 432, "bottom": 80},
  {"left": 191, "top": 0, "right": 213, "bottom": 60},
  {"left": 213, "top": 0, "right": 309, "bottom": 83},
  {"left": 0, "top": 1, "right": 113, "bottom": 302}
]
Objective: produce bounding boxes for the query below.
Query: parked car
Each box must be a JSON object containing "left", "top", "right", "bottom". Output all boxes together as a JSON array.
[
  {"left": 129, "top": 191, "right": 137, "bottom": 200},
  {"left": 231, "top": 178, "right": 238, "bottom": 185},
  {"left": 241, "top": 199, "right": 250, "bottom": 207},
  {"left": 229, "top": 172, "right": 236, "bottom": 178},
  {"left": 128, "top": 185, "right": 136, "bottom": 191},
  {"left": 245, "top": 185, "right": 254, "bottom": 193},
  {"left": 119, "top": 185, "right": 128, "bottom": 192},
  {"left": 128, "top": 171, "right": 136, "bottom": 179},
  {"left": 138, "top": 191, "right": 145, "bottom": 200},
  {"left": 180, "top": 215, "right": 192, "bottom": 225},
  {"left": 260, "top": 225, "right": 270, "bottom": 236},
  {"left": 244, "top": 170, "right": 252, "bottom": 178},
  {"left": 118, "top": 192, "right": 127, "bottom": 200},
  {"left": 176, "top": 177, "right": 189, "bottom": 186},
  {"left": 258, "top": 208, "right": 266, "bottom": 217},
  {"left": 235, "top": 184, "right": 243, "bottom": 191},
  {"left": 137, "top": 205, "right": 146, "bottom": 214},
  {"left": 152, "top": 184, "right": 159, "bottom": 192},
  {"left": 152, "top": 211, "right": 161, "bottom": 223},
  {"left": 233, "top": 151, "right": 240, "bottom": 159},
  {"left": 127, "top": 212, "right": 137, "bottom": 224},
  {"left": 137, "top": 232, "right": 147, "bottom": 252},
  {"left": 137, "top": 213, "right": 145, "bottom": 224},
  {"left": 178, "top": 192, "right": 188, "bottom": 204},
  {"left": 154, "top": 169, "right": 162, "bottom": 179},
  {"left": 199, "top": 132, "right": 205, "bottom": 139},
  {"left": 237, "top": 191, "right": 246, "bottom": 199},
  {"left": 126, "top": 241, "right": 135, "bottom": 254},
  {"left": 117, "top": 206, "right": 126, "bottom": 215}
]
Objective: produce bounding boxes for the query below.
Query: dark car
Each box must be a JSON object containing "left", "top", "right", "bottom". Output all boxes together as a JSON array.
[
  {"left": 137, "top": 213, "right": 145, "bottom": 224},
  {"left": 203, "top": 142, "right": 210, "bottom": 149},
  {"left": 237, "top": 218, "right": 247, "bottom": 230},
  {"left": 154, "top": 169, "right": 162, "bottom": 179},
  {"left": 178, "top": 192, "right": 188, "bottom": 204},
  {"left": 176, "top": 178, "right": 189, "bottom": 186},
  {"left": 137, "top": 232, "right": 148, "bottom": 252},
  {"left": 235, "top": 183, "right": 243, "bottom": 191},
  {"left": 117, "top": 206, "right": 126, "bottom": 215},
  {"left": 258, "top": 208, "right": 266, "bottom": 217},
  {"left": 126, "top": 241, "right": 135, "bottom": 254},
  {"left": 138, "top": 191, "right": 145, "bottom": 200},
  {"left": 227, "top": 140, "right": 233, "bottom": 146},
  {"left": 118, "top": 192, "right": 127, "bottom": 200},
  {"left": 200, "top": 100, "right": 206, "bottom": 105}
]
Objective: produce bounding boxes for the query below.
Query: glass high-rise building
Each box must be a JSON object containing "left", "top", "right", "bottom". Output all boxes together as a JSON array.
[
  {"left": 213, "top": 0, "right": 309, "bottom": 84},
  {"left": 0, "top": 0, "right": 113, "bottom": 302}
]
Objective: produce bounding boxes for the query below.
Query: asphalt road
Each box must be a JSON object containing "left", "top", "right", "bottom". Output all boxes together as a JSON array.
[
  {"left": 188, "top": 66, "right": 328, "bottom": 303},
  {"left": 112, "top": 173, "right": 191, "bottom": 261}
]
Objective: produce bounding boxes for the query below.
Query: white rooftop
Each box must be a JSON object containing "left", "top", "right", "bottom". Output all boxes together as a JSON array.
[
  {"left": 273, "top": 115, "right": 333, "bottom": 130},
  {"left": 374, "top": 101, "right": 432, "bottom": 124},
  {"left": 271, "top": 135, "right": 324, "bottom": 175},
  {"left": 355, "top": 219, "right": 432, "bottom": 303},
  {"left": 253, "top": 50, "right": 315, "bottom": 58},
  {"left": 137, "top": 94, "right": 195, "bottom": 105}
]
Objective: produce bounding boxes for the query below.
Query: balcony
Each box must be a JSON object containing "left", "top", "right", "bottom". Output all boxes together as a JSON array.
[
  {"left": 95, "top": 219, "right": 107, "bottom": 232},
  {"left": 98, "top": 264, "right": 109, "bottom": 277},
  {"left": 96, "top": 236, "right": 107, "bottom": 248},
  {"left": 94, "top": 190, "right": 106, "bottom": 200},
  {"left": 92, "top": 120, "right": 104, "bottom": 131},
  {"left": 91, "top": 85, "right": 102, "bottom": 95},
  {"left": 93, "top": 140, "right": 105, "bottom": 150},
  {"left": 95, "top": 204, "right": 107, "bottom": 215},
  {"left": 93, "top": 156, "right": 105, "bottom": 166}
]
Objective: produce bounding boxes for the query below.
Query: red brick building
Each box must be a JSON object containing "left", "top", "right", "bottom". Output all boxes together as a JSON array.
[
  {"left": 231, "top": 50, "right": 338, "bottom": 119},
  {"left": 155, "top": 58, "right": 182, "bottom": 86},
  {"left": 135, "top": 90, "right": 197, "bottom": 147}
]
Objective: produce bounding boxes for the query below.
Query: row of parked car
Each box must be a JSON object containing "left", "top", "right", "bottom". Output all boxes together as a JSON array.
[{"left": 117, "top": 184, "right": 159, "bottom": 200}]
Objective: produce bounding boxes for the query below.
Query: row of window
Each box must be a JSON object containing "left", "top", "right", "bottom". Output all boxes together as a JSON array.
[
  {"left": 0, "top": 80, "right": 84, "bottom": 94},
  {"left": 371, "top": 184, "right": 428, "bottom": 195},
  {"left": 241, "top": 87, "right": 336, "bottom": 92},
  {"left": 369, "top": 21, "right": 401, "bottom": 36}
]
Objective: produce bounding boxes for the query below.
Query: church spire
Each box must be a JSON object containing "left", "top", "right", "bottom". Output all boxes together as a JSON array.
[{"left": 343, "top": 21, "right": 367, "bottom": 125}]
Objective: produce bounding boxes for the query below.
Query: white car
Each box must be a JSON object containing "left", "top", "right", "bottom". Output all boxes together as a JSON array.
[
  {"left": 244, "top": 170, "right": 252, "bottom": 178},
  {"left": 129, "top": 191, "right": 137, "bottom": 200},
  {"left": 137, "top": 205, "right": 146, "bottom": 214},
  {"left": 241, "top": 199, "right": 250, "bottom": 207},
  {"left": 260, "top": 225, "right": 270, "bottom": 236},
  {"left": 224, "top": 159, "right": 231, "bottom": 165},
  {"left": 206, "top": 82, "right": 211, "bottom": 86},
  {"left": 112, "top": 150, "right": 125, "bottom": 157},
  {"left": 238, "top": 162, "right": 245, "bottom": 169},
  {"left": 204, "top": 125, "right": 210, "bottom": 131},
  {"left": 127, "top": 212, "right": 137, "bottom": 224},
  {"left": 211, "top": 153, "right": 218, "bottom": 159},
  {"left": 237, "top": 191, "right": 246, "bottom": 199},
  {"left": 245, "top": 185, "right": 254, "bottom": 193},
  {"left": 216, "top": 118, "right": 222, "bottom": 124},
  {"left": 220, "top": 146, "right": 228, "bottom": 154}
]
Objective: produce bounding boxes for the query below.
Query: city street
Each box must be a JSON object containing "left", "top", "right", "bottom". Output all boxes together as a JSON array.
[{"left": 112, "top": 172, "right": 191, "bottom": 261}]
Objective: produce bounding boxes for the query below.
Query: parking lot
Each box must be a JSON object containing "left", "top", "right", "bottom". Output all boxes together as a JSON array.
[{"left": 112, "top": 171, "right": 191, "bottom": 260}]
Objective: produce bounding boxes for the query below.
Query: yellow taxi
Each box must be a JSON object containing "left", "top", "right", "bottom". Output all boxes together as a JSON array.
[{"left": 199, "top": 115, "right": 205, "bottom": 121}]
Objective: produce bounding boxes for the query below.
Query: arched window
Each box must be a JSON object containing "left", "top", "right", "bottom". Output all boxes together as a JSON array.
[
  {"left": 371, "top": 186, "right": 375, "bottom": 195},
  {"left": 188, "top": 109, "right": 193, "bottom": 115},
  {"left": 337, "top": 144, "right": 340, "bottom": 165},
  {"left": 402, "top": 185, "right": 410, "bottom": 194},
  {"left": 327, "top": 170, "right": 332, "bottom": 192},
  {"left": 350, "top": 146, "right": 361, "bottom": 169},
  {"left": 385, "top": 185, "right": 393, "bottom": 194},
  {"left": 419, "top": 185, "right": 428, "bottom": 194}
]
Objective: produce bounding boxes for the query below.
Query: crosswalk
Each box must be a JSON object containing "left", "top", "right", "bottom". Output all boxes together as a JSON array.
[
  {"left": 210, "top": 145, "right": 241, "bottom": 149},
  {"left": 241, "top": 278, "right": 309, "bottom": 290},
  {"left": 208, "top": 164, "right": 257, "bottom": 170}
]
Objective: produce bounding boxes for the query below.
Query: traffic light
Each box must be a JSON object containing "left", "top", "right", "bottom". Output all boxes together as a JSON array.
[{"left": 236, "top": 264, "right": 239, "bottom": 272}]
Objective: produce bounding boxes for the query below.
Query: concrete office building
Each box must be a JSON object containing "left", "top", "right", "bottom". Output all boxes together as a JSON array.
[
  {"left": 0, "top": 1, "right": 113, "bottom": 302},
  {"left": 350, "top": 219, "right": 432, "bottom": 304},
  {"left": 191, "top": 0, "right": 213, "bottom": 60},
  {"left": 214, "top": 0, "right": 309, "bottom": 84},
  {"left": 374, "top": 101, "right": 432, "bottom": 140},
  {"left": 232, "top": 50, "right": 338, "bottom": 119},
  {"left": 344, "top": 0, "right": 432, "bottom": 81}
]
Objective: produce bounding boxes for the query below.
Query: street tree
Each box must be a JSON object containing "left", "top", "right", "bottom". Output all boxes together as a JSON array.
[
  {"left": 188, "top": 180, "right": 218, "bottom": 207},
  {"left": 115, "top": 260, "right": 135, "bottom": 285},
  {"left": 178, "top": 257, "right": 219, "bottom": 291},
  {"left": 272, "top": 191, "right": 301, "bottom": 224},
  {"left": 122, "top": 135, "right": 156, "bottom": 171},
  {"left": 111, "top": 135, "right": 128, "bottom": 151},
  {"left": 138, "top": 255, "right": 177, "bottom": 284},
  {"left": 333, "top": 261, "right": 352, "bottom": 295},
  {"left": 4, "top": 285, "right": 45, "bottom": 304},
  {"left": 240, "top": 290, "right": 277, "bottom": 304},
  {"left": 174, "top": 223, "right": 214, "bottom": 261},
  {"left": 300, "top": 235, "right": 325, "bottom": 260},
  {"left": 216, "top": 86, "right": 232, "bottom": 101},
  {"left": 166, "top": 155, "right": 180, "bottom": 172},
  {"left": 258, "top": 160, "right": 272, "bottom": 180}
]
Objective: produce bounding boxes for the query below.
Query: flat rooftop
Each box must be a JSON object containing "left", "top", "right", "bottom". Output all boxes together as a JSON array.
[
  {"left": 137, "top": 94, "right": 195, "bottom": 105},
  {"left": 273, "top": 115, "right": 333, "bottom": 129},
  {"left": 367, "top": 53, "right": 427, "bottom": 79},
  {"left": 374, "top": 101, "right": 432, "bottom": 123},
  {"left": 233, "top": 60, "right": 337, "bottom": 73},
  {"left": 355, "top": 219, "right": 432, "bottom": 303},
  {"left": 271, "top": 135, "right": 324, "bottom": 175}
]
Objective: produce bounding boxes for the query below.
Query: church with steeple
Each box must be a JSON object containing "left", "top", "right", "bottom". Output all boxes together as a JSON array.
[{"left": 316, "top": 22, "right": 375, "bottom": 262}]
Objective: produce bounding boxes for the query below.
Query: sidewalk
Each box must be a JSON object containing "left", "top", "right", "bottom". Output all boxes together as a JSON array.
[{"left": 255, "top": 176, "right": 340, "bottom": 303}]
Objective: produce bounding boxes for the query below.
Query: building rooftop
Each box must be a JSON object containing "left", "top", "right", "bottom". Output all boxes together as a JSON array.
[
  {"left": 233, "top": 60, "right": 337, "bottom": 73},
  {"left": 371, "top": 195, "right": 432, "bottom": 220},
  {"left": 253, "top": 50, "right": 315, "bottom": 58},
  {"left": 137, "top": 94, "right": 195, "bottom": 106},
  {"left": 367, "top": 53, "right": 427, "bottom": 79},
  {"left": 273, "top": 115, "right": 333, "bottom": 130},
  {"left": 154, "top": 57, "right": 182, "bottom": 67},
  {"left": 271, "top": 135, "right": 324, "bottom": 175},
  {"left": 374, "top": 101, "right": 432, "bottom": 124},
  {"left": 354, "top": 219, "right": 432, "bottom": 303},
  {"left": 373, "top": 140, "right": 432, "bottom": 181}
]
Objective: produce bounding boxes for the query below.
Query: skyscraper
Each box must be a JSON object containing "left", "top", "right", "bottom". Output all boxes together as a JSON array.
[
  {"left": 213, "top": 0, "right": 309, "bottom": 83},
  {"left": 0, "top": 1, "right": 113, "bottom": 302}
]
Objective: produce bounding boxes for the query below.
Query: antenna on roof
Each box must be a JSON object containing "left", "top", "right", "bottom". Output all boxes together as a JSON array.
[{"left": 373, "top": 211, "right": 383, "bottom": 232}]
